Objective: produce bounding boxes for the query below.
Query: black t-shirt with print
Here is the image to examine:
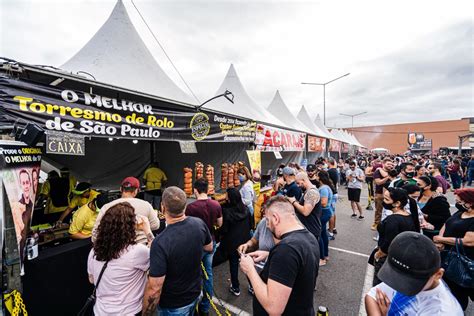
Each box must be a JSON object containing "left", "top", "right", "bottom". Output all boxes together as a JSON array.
[
  {"left": 253, "top": 229, "right": 319, "bottom": 316},
  {"left": 149, "top": 217, "right": 211, "bottom": 308}
]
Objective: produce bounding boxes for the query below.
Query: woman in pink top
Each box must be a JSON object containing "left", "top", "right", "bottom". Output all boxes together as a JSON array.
[{"left": 88, "top": 202, "right": 152, "bottom": 316}]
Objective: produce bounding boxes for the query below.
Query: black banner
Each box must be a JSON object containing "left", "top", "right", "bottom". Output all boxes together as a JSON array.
[{"left": 0, "top": 76, "right": 256, "bottom": 142}]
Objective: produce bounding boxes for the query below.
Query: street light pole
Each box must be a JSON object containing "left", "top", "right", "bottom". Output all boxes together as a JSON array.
[
  {"left": 339, "top": 111, "right": 368, "bottom": 128},
  {"left": 302, "top": 72, "right": 350, "bottom": 125}
]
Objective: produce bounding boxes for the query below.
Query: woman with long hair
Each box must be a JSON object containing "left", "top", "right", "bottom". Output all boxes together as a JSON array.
[
  {"left": 238, "top": 166, "right": 256, "bottom": 217},
  {"left": 373, "top": 187, "right": 419, "bottom": 285},
  {"left": 87, "top": 202, "right": 151, "bottom": 315},
  {"left": 433, "top": 188, "right": 474, "bottom": 310},
  {"left": 315, "top": 170, "right": 334, "bottom": 266},
  {"left": 220, "top": 188, "right": 252, "bottom": 296},
  {"left": 417, "top": 175, "right": 451, "bottom": 235}
]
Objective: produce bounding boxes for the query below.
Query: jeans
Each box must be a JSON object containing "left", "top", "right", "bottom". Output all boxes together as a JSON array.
[
  {"left": 319, "top": 209, "right": 332, "bottom": 259},
  {"left": 229, "top": 250, "right": 240, "bottom": 290},
  {"left": 200, "top": 241, "right": 216, "bottom": 312},
  {"left": 373, "top": 256, "right": 386, "bottom": 286},
  {"left": 468, "top": 169, "right": 474, "bottom": 186},
  {"left": 144, "top": 191, "right": 161, "bottom": 210},
  {"left": 450, "top": 173, "right": 462, "bottom": 189},
  {"left": 157, "top": 297, "right": 198, "bottom": 316}
]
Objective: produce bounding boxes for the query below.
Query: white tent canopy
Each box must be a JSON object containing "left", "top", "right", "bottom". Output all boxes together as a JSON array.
[
  {"left": 60, "top": 0, "right": 194, "bottom": 105},
  {"left": 347, "top": 132, "right": 365, "bottom": 148},
  {"left": 267, "top": 91, "right": 316, "bottom": 135},
  {"left": 204, "top": 64, "right": 289, "bottom": 128},
  {"left": 329, "top": 129, "right": 349, "bottom": 144},
  {"left": 296, "top": 106, "right": 334, "bottom": 139},
  {"left": 312, "top": 114, "right": 337, "bottom": 140}
]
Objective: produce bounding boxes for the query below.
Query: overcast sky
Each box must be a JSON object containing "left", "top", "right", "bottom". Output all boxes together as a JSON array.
[{"left": 1, "top": 0, "right": 473, "bottom": 128}]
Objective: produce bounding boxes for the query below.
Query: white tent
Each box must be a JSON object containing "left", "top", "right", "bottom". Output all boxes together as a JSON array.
[
  {"left": 347, "top": 132, "right": 365, "bottom": 148},
  {"left": 266, "top": 91, "right": 316, "bottom": 134},
  {"left": 204, "top": 64, "right": 289, "bottom": 128},
  {"left": 296, "top": 106, "right": 334, "bottom": 139},
  {"left": 312, "top": 114, "right": 338, "bottom": 140},
  {"left": 329, "top": 129, "right": 349, "bottom": 144},
  {"left": 60, "top": 0, "right": 194, "bottom": 105}
]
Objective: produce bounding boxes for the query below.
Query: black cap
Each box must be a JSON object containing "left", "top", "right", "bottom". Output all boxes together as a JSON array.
[
  {"left": 306, "top": 164, "right": 317, "bottom": 172},
  {"left": 94, "top": 194, "right": 109, "bottom": 210},
  {"left": 378, "top": 231, "right": 440, "bottom": 296},
  {"left": 72, "top": 182, "right": 92, "bottom": 195}
]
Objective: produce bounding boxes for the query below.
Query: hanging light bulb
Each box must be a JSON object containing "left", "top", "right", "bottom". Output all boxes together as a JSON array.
[{"left": 132, "top": 140, "right": 138, "bottom": 144}]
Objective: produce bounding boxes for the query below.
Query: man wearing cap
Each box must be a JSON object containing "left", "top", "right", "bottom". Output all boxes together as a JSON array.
[
  {"left": 306, "top": 164, "right": 319, "bottom": 186},
  {"left": 365, "top": 231, "right": 462, "bottom": 315},
  {"left": 69, "top": 194, "right": 108, "bottom": 239},
  {"left": 282, "top": 166, "right": 303, "bottom": 202},
  {"left": 92, "top": 177, "right": 160, "bottom": 245},
  {"left": 57, "top": 182, "right": 100, "bottom": 225}
]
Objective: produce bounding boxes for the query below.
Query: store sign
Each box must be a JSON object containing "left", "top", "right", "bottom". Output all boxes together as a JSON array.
[
  {"left": 46, "top": 131, "right": 85, "bottom": 156},
  {"left": 328, "top": 139, "right": 341, "bottom": 152},
  {"left": 254, "top": 124, "right": 306, "bottom": 152},
  {"left": 0, "top": 143, "right": 42, "bottom": 275},
  {"left": 246, "top": 150, "right": 261, "bottom": 195},
  {"left": 308, "top": 136, "right": 326, "bottom": 152},
  {"left": 0, "top": 77, "right": 256, "bottom": 142}
]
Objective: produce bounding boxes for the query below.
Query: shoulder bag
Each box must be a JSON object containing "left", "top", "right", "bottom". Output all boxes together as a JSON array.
[
  {"left": 441, "top": 238, "right": 474, "bottom": 288},
  {"left": 77, "top": 261, "right": 109, "bottom": 316}
]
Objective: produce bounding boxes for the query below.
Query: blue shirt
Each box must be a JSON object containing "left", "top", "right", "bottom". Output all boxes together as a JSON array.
[
  {"left": 283, "top": 181, "right": 303, "bottom": 201},
  {"left": 319, "top": 184, "right": 334, "bottom": 214}
]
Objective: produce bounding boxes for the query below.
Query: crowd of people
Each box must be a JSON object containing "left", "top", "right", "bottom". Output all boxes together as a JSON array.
[{"left": 80, "top": 152, "right": 474, "bottom": 315}]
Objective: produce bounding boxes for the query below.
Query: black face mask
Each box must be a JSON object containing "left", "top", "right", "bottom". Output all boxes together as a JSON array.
[
  {"left": 382, "top": 202, "right": 394, "bottom": 210},
  {"left": 405, "top": 171, "right": 415, "bottom": 178},
  {"left": 455, "top": 203, "right": 468, "bottom": 212}
]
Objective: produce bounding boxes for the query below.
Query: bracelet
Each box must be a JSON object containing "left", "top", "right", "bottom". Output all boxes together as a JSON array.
[{"left": 146, "top": 232, "right": 154, "bottom": 242}]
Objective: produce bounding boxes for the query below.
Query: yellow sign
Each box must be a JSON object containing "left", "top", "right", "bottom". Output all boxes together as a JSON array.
[
  {"left": 247, "top": 150, "right": 261, "bottom": 195},
  {"left": 190, "top": 112, "right": 211, "bottom": 141}
]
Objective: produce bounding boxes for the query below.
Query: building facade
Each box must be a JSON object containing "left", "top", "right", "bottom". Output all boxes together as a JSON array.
[{"left": 348, "top": 117, "right": 473, "bottom": 154}]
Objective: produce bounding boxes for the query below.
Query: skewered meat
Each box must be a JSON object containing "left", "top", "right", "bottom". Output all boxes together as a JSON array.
[{"left": 183, "top": 167, "right": 193, "bottom": 197}]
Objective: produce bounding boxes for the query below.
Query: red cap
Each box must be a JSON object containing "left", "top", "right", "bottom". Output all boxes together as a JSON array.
[{"left": 121, "top": 177, "right": 140, "bottom": 189}]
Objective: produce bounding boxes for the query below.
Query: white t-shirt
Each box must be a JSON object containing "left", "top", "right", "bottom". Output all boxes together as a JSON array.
[
  {"left": 346, "top": 168, "right": 364, "bottom": 189},
  {"left": 366, "top": 281, "right": 462, "bottom": 315},
  {"left": 88, "top": 244, "right": 150, "bottom": 316}
]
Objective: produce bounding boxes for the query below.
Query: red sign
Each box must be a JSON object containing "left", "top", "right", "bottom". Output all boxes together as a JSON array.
[
  {"left": 255, "top": 124, "right": 306, "bottom": 152},
  {"left": 328, "top": 139, "right": 341, "bottom": 152},
  {"left": 308, "top": 136, "right": 326, "bottom": 152}
]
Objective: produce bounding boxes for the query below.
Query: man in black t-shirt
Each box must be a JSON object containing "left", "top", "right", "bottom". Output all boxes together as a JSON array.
[
  {"left": 143, "top": 187, "right": 213, "bottom": 316},
  {"left": 290, "top": 172, "right": 322, "bottom": 241},
  {"left": 240, "top": 196, "right": 319, "bottom": 316},
  {"left": 282, "top": 167, "right": 303, "bottom": 201},
  {"left": 306, "top": 164, "right": 319, "bottom": 186}
]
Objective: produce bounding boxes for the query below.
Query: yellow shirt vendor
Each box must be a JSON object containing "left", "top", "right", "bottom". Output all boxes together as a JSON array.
[
  {"left": 143, "top": 163, "right": 167, "bottom": 191},
  {"left": 58, "top": 182, "right": 99, "bottom": 224},
  {"left": 69, "top": 194, "right": 108, "bottom": 239}
]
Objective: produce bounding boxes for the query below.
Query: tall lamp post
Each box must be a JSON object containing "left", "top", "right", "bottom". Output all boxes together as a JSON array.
[
  {"left": 302, "top": 72, "right": 350, "bottom": 125},
  {"left": 339, "top": 111, "right": 367, "bottom": 128}
]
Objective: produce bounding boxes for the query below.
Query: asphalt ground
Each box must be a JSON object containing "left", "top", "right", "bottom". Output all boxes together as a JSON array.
[{"left": 210, "top": 185, "right": 474, "bottom": 316}]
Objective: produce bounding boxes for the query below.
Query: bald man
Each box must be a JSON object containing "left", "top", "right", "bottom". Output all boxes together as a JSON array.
[
  {"left": 240, "top": 196, "right": 319, "bottom": 316},
  {"left": 287, "top": 172, "right": 322, "bottom": 241}
]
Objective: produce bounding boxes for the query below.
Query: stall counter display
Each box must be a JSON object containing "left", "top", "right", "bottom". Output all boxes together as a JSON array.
[{"left": 227, "top": 165, "right": 234, "bottom": 188}]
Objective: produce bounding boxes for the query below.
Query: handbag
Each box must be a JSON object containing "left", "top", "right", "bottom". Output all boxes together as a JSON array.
[
  {"left": 441, "top": 238, "right": 474, "bottom": 288},
  {"left": 77, "top": 261, "right": 109, "bottom": 316}
]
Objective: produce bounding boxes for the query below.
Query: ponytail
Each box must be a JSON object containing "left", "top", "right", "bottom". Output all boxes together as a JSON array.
[{"left": 408, "top": 197, "right": 421, "bottom": 232}]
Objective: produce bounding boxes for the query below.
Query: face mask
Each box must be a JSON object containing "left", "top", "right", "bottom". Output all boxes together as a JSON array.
[
  {"left": 238, "top": 175, "right": 245, "bottom": 182},
  {"left": 455, "top": 202, "right": 469, "bottom": 212},
  {"left": 405, "top": 172, "right": 415, "bottom": 178},
  {"left": 382, "top": 202, "right": 394, "bottom": 210}
]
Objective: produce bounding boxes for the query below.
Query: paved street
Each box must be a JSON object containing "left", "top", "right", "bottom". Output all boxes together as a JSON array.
[{"left": 211, "top": 186, "right": 474, "bottom": 316}]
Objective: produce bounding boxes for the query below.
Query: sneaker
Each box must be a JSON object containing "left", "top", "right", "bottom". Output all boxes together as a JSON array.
[
  {"left": 333, "top": 229, "right": 338, "bottom": 235},
  {"left": 358, "top": 216, "right": 364, "bottom": 221},
  {"left": 229, "top": 286, "right": 240, "bottom": 296},
  {"left": 328, "top": 232, "right": 335, "bottom": 240},
  {"left": 370, "top": 223, "right": 378, "bottom": 231},
  {"left": 351, "top": 214, "right": 357, "bottom": 218},
  {"left": 319, "top": 259, "right": 327, "bottom": 266},
  {"left": 373, "top": 235, "right": 379, "bottom": 241},
  {"left": 248, "top": 285, "right": 254, "bottom": 295}
]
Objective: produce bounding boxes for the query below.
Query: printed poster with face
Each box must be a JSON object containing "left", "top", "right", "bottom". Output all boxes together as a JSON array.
[{"left": 0, "top": 142, "right": 42, "bottom": 274}]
